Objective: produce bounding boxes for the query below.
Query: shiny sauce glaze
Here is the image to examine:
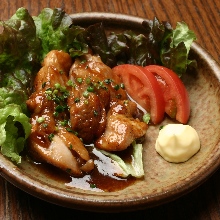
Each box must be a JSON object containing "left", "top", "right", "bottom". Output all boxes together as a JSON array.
[{"left": 24, "top": 145, "right": 139, "bottom": 192}]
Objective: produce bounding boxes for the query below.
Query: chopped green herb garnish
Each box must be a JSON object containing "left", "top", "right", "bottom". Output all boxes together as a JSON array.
[
  {"left": 60, "top": 86, "right": 67, "bottom": 93},
  {"left": 77, "top": 78, "right": 83, "bottom": 84},
  {"left": 93, "top": 110, "right": 98, "bottom": 116},
  {"left": 52, "top": 96, "right": 61, "bottom": 104},
  {"left": 74, "top": 97, "right": 80, "bottom": 103},
  {"left": 48, "top": 133, "right": 55, "bottom": 142},
  {"left": 93, "top": 82, "right": 98, "bottom": 89},
  {"left": 52, "top": 89, "right": 58, "bottom": 95},
  {"left": 42, "top": 123, "right": 48, "bottom": 128},
  {"left": 104, "top": 79, "right": 112, "bottom": 84},
  {"left": 83, "top": 90, "right": 89, "bottom": 98},
  {"left": 66, "top": 127, "right": 73, "bottom": 132},
  {"left": 90, "top": 183, "right": 96, "bottom": 188},
  {"left": 87, "top": 86, "right": 94, "bottom": 92},
  {"left": 42, "top": 82, "right": 47, "bottom": 88},
  {"left": 124, "top": 100, "right": 129, "bottom": 105},
  {"left": 159, "top": 125, "right": 165, "bottom": 130},
  {"left": 60, "top": 119, "right": 68, "bottom": 126},
  {"left": 143, "top": 113, "right": 150, "bottom": 124},
  {"left": 116, "top": 94, "right": 122, "bottom": 99},
  {"left": 62, "top": 91, "right": 69, "bottom": 99},
  {"left": 85, "top": 78, "right": 91, "bottom": 84},
  {"left": 66, "top": 127, "right": 78, "bottom": 136},
  {"left": 120, "top": 83, "right": 125, "bottom": 89},
  {"left": 54, "top": 83, "right": 61, "bottom": 89},
  {"left": 80, "top": 59, "right": 86, "bottom": 64},
  {"left": 37, "top": 116, "right": 45, "bottom": 123},
  {"left": 55, "top": 105, "right": 65, "bottom": 113},
  {"left": 53, "top": 111, "right": 59, "bottom": 117},
  {"left": 98, "top": 81, "right": 103, "bottom": 87},
  {"left": 99, "top": 81, "right": 107, "bottom": 90},
  {"left": 114, "top": 84, "right": 120, "bottom": 90},
  {"left": 67, "top": 80, "right": 74, "bottom": 87},
  {"left": 46, "top": 96, "right": 52, "bottom": 100},
  {"left": 45, "top": 90, "right": 52, "bottom": 95}
]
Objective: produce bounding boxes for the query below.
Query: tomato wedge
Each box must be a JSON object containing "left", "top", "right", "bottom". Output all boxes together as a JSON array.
[
  {"left": 145, "top": 65, "right": 190, "bottom": 124},
  {"left": 112, "top": 64, "right": 165, "bottom": 124}
]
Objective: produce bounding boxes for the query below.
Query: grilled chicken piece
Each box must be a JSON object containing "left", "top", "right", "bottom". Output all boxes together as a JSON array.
[
  {"left": 69, "top": 93, "right": 107, "bottom": 143},
  {"left": 68, "top": 54, "right": 127, "bottom": 143},
  {"left": 26, "top": 50, "right": 94, "bottom": 176},
  {"left": 28, "top": 126, "right": 94, "bottom": 176},
  {"left": 95, "top": 100, "right": 148, "bottom": 151},
  {"left": 27, "top": 51, "right": 147, "bottom": 176},
  {"left": 29, "top": 134, "right": 92, "bottom": 176},
  {"left": 33, "top": 50, "right": 72, "bottom": 93},
  {"left": 42, "top": 50, "right": 73, "bottom": 75}
]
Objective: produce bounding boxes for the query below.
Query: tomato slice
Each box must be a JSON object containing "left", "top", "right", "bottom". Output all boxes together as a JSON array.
[
  {"left": 112, "top": 64, "right": 165, "bottom": 124},
  {"left": 145, "top": 65, "right": 190, "bottom": 124}
]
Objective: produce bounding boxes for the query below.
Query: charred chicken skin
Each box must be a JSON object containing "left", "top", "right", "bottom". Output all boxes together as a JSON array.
[{"left": 26, "top": 50, "right": 148, "bottom": 177}]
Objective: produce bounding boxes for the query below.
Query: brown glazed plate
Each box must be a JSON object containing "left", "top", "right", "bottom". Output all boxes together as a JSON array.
[{"left": 0, "top": 12, "right": 220, "bottom": 213}]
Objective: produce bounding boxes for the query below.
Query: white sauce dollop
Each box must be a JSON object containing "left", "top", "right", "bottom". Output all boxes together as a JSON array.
[{"left": 155, "top": 124, "right": 200, "bottom": 163}]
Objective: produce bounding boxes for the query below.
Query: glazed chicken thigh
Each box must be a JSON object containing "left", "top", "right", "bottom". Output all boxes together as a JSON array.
[
  {"left": 68, "top": 54, "right": 127, "bottom": 143},
  {"left": 95, "top": 100, "right": 148, "bottom": 151},
  {"left": 68, "top": 54, "right": 148, "bottom": 150},
  {"left": 27, "top": 50, "right": 94, "bottom": 176},
  {"left": 27, "top": 50, "right": 148, "bottom": 177}
]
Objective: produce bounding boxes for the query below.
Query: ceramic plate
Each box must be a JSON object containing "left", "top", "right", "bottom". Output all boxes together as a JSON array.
[{"left": 0, "top": 12, "right": 220, "bottom": 212}]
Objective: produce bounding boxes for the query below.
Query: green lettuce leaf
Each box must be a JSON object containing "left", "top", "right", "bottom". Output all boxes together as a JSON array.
[
  {"left": 107, "top": 18, "right": 165, "bottom": 66},
  {"left": 0, "top": 7, "right": 89, "bottom": 75},
  {"left": 85, "top": 22, "right": 116, "bottom": 67},
  {"left": 0, "top": 7, "right": 42, "bottom": 73},
  {"left": 98, "top": 141, "right": 144, "bottom": 178},
  {"left": 160, "top": 21, "right": 197, "bottom": 77},
  {"left": 106, "top": 18, "right": 197, "bottom": 76},
  {"left": 33, "top": 8, "right": 88, "bottom": 59},
  {"left": 0, "top": 87, "right": 28, "bottom": 114},
  {"left": 0, "top": 104, "right": 31, "bottom": 163},
  {"left": 124, "top": 31, "right": 153, "bottom": 66},
  {"left": 107, "top": 30, "right": 151, "bottom": 66}
]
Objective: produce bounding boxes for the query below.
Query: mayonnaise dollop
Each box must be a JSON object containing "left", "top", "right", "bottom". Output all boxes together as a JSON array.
[{"left": 155, "top": 124, "right": 200, "bottom": 163}]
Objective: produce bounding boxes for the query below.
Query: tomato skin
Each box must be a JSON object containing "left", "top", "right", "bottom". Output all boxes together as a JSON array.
[
  {"left": 112, "top": 64, "right": 165, "bottom": 124},
  {"left": 145, "top": 65, "right": 190, "bottom": 124}
]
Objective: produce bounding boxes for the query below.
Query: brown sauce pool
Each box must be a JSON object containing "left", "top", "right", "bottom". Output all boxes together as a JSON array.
[{"left": 24, "top": 145, "right": 140, "bottom": 192}]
